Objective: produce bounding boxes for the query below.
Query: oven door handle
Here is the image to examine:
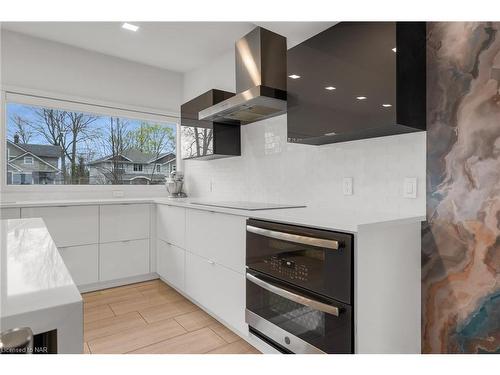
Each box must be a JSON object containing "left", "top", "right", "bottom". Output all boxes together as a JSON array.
[
  {"left": 246, "top": 272, "right": 341, "bottom": 317},
  {"left": 246, "top": 225, "right": 340, "bottom": 250}
]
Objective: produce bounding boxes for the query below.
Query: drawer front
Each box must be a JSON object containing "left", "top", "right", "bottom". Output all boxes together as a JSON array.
[
  {"left": 100, "top": 239, "right": 150, "bottom": 281},
  {"left": 0, "top": 208, "right": 20, "bottom": 219},
  {"left": 59, "top": 244, "right": 99, "bottom": 286},
  {"left": 157, "top": 205, "right": 186, "bottom": 249},
  {"left": 157, "top": 239, "right": 185, "bottom": 291},
  {"left": 100, "top": 204, "right": 150, "bottom": 243},
  {"left": 186, "top": 209, "right": 246, "bottom": 273},
  {"left": 185, "top": 251, "right": 246, "bottom": 334},
  {"left": 21, "top": 205, "right": 99, "bottom": 247}
]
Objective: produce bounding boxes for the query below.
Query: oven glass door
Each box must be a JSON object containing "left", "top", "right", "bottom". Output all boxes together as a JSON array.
[
  {"left": 246, "top": 219, "right": 353, "bottom": 304},
  {"left": 246, "top": 271, "right": 353, "bottom": 354}
]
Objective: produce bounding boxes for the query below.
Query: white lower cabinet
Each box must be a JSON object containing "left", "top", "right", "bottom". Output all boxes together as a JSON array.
[
  {"left": 157, "top": 239, "right": 185, "bottom": 291},
  {"left": 186, "top": 209, "right": 246, "bottom": 273},
  {"left": 21, "top": 205, "right": 99, "bottom": 247},
  {"left": 100, "top": 204, "right": 150, "bottom": 243},
  {"left": 157, "top": 205, "right": 186, "bottom": 249},
  {"left": 100, "top": 239, "right": 150, "bottom": 281},
  {"left": 185, "top": 251, "right": 246, "bottom": 334},
  {"left": 58, "top": 244, "right": 99, "bottom": 286}
]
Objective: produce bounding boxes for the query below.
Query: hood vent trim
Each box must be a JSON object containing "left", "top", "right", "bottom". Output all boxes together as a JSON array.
[
  {"left": 198, "top": 27, "right": 287, "bottom": 125},
  {"left": 198, "top": 85, "right": 286, "bottom": 124}
]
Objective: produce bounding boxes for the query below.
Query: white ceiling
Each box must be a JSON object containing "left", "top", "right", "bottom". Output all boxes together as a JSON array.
[{"left": 1, "top": 22, "right": 335, "bottom": 73}]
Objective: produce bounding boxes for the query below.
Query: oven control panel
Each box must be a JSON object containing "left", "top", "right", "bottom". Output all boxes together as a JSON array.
[{"left": 264, "top": 256, "right": 309, "bottom": 281}]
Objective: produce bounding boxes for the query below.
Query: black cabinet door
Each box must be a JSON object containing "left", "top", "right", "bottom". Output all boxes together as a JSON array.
[
  {"left": 287, "top": 22, "right": 426, "bottom": 145},
  {"left": 180, "top": 90, "right": 241, "bottom": 160}
]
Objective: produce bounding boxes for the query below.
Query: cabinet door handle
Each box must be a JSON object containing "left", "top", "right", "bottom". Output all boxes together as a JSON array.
[{"left": 247, "top": 225, "right": 340, "bottom": 250}]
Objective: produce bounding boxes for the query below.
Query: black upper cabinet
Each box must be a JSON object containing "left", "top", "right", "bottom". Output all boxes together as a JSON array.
[
  {"left": 180, "top": 89, "right": 241, "bottom": 160},
  {"left": 287, "top": 22, "right": 426, "bottom": 145}
]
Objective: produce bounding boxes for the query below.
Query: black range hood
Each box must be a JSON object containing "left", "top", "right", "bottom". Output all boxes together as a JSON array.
[
  {"left": 197, "top": 27, "right": 287, "bottom": 125},
  {"left": 180, "top": 89, "right": 241, "bottom": 160},
  {"left": 287, "top": 22, "right": 427, "bottom": 145}
]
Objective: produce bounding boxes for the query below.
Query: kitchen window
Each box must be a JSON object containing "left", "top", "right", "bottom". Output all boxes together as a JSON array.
[{"left": 4, "top": 93, "right": 178, "bottom": 186}]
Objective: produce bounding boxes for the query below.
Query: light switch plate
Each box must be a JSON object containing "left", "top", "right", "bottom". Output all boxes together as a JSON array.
[
  {"left": 343, "top": 177, "right": 353, "bottom": 195},
  {"left": 403, "top": 177, "right": 417, "bottom": 198}
]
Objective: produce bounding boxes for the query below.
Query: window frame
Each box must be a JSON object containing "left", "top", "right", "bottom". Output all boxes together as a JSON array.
[
  {"left": 23, "top": 156, "right": 34, "bottom": 165},
  {"left": 1, "top": 89, "right": 181, "bottom": 192}
]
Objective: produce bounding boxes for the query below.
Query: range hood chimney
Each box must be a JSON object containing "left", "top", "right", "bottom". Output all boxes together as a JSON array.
[{"left": 198, "top": 27, "right": 287, "bottom": 124}]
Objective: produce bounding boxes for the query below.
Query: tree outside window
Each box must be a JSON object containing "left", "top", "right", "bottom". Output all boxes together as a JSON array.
[{"left": 5, "top": 102, "right": 177, "bottom": 185}]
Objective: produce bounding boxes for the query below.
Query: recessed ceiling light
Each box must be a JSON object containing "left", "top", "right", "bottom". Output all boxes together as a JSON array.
[
  {"left": 288, "top": 74, "right": 301, "bottom": 79},
  {"left": 382, "top": 103, "right": 392, "bottom": 107},
  {"left": 325, "top": 86, "right": 336, "bottom": 91},
  {"left": 392, "top": 47, "right": 397, "bottom": 53},
  {"left": 356, "top": 96, "right": 367, "bottom": 100},
  {"left": 122, "top": 23, "right": 139, "bottom": 32}
]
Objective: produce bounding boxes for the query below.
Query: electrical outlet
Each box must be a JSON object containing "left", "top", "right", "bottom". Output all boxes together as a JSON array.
[
  {"left": 343, "top": 177, "right": 353, "bottom": 195},
  {"left": 112, "top": 190, "right": 124, "bottom": 198},
  {"left": 403, "top": 177, "right": 417, "bottom": 198}
]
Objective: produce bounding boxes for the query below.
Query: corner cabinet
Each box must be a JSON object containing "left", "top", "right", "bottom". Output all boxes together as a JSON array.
[
  {"left": 156, "top": 204, "right": 248, "bottom": 336},
  {"left": 157, "top": 239, "right": 185, "bottom": 291},
  {"left": 287, "top": 22, "right": 426, "bottom": 145},
  {"left": 20, "top": 203, "right": 153, "bottom": 290}
]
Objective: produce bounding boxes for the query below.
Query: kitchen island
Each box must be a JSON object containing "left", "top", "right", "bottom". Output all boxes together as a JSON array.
[{"left": 0, "top": 218, "right": 83, "bottom": 353}]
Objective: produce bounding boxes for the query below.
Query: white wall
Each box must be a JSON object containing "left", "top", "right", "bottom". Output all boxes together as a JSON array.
[
  {"left": 1, "top": 30, "right": 183, "bottom": 114},
  {"left": 182, "top": 51, "right": 234, "bottom": 102},
  {"left": 182, "top": 50, "right": 426, "bottom": 219},
  {"left": 0, "top": 29, "right": 183, "bottom": 202}
]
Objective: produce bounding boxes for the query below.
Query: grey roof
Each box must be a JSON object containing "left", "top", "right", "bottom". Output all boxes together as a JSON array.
[
  {"left": 123, "top": 149, "right": 156, "bottom": 163},
  {"left": 89, "top": 149, "right": 175, "bottom": 165},
  {"left": 103, "top": 172, "right": 166, "bottom": 182},
  {"left": 151, "top": 152, "right": 176, "bottom": 164},
  {"left": 9, "top": 140, "right": 62, "bottom": 158}
]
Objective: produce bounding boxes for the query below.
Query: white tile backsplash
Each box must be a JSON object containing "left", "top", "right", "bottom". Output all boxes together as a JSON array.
[{"left": 183, "top": 114, "right": 426, "bottom": 219}]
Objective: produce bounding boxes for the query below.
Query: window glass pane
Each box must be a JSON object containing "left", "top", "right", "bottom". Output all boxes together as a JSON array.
[{"left": 6, "top": 102, "right": 177, "bottom": 185}]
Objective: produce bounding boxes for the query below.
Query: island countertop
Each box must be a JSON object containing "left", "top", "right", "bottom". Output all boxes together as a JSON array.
[{"left": 0, "top": 218, "right": 83, "bottom": 353}]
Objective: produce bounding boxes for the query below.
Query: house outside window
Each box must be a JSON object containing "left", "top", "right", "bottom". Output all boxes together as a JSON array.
[
  {"left": 5, "top": 98, "right": 177, "bottom": 185},
  {"left": 156, "top": 164, "right": 161, "bottom": 172},
  {"left": 12, "top": 173, "right": 33, "bottom": 185}
]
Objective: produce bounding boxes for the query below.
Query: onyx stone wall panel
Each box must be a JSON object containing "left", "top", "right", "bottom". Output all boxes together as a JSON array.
[{"left": 423, "top": 22, "right": 500, "bottom": 354}]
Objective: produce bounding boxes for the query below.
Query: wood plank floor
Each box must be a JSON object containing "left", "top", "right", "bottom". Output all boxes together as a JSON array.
[{"left": 82, "top": 279, "right": 260, "bottom": 354}]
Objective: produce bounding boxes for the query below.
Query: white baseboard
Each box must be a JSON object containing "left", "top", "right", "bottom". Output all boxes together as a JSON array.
[{"left": 78, "top": 273, "right": 159, "bottom": 293}]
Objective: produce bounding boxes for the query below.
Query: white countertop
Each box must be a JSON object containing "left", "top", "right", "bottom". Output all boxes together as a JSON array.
[
  {"left": 1, "top": 197, "right": 425, "bottom": 233},
  {"left": 0, "top": 218, "right": 82, "bottom": 319}
]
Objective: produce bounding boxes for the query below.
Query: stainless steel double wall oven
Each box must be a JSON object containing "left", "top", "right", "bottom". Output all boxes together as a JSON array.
[{"left": 245, "top": 219, "right": 354, "bottom": 354}]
